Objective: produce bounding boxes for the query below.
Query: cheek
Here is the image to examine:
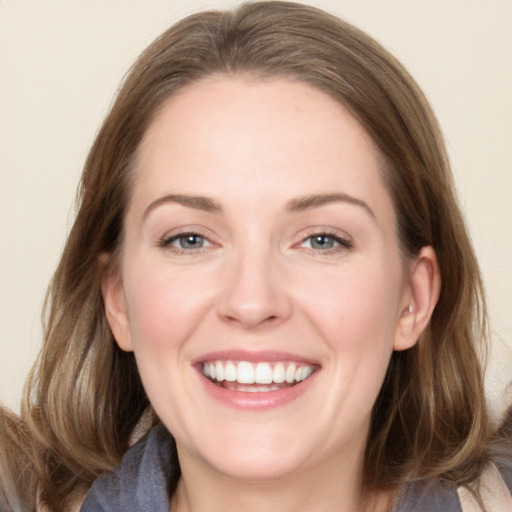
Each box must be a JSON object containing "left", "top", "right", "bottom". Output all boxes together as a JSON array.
[
  {"left": 120, "top": 259, "right": 217, "bottom": 423},
  {"left": 297, "top": 258, "right": 403, "bottom": 395},
  {"left": 122, "top": 257, "right": 215, "bottom": 355},
  {"left": 305, "top": 263, "right": 401, "bottom": 341}
]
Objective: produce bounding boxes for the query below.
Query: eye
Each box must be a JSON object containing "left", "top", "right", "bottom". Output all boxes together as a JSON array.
[
  {"left": 300, "top": 233, "right": 353, "bottom": 251},
  {"left": 161, "top": 232, "right": 212, "bottom": 250}
]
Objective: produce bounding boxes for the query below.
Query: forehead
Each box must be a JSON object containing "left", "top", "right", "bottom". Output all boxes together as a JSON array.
[
  {"left": 139, "top": 74, "right": 377, "bottom": 161},
  {"left": 131, "top": 75, "right": 394, "bottom": 224}
]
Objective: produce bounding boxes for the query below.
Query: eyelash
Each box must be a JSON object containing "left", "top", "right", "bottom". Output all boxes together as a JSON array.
[
  {"left": 158, "top": 230, "right": 353, "bottom": 255},
  {"left": 159, "top": 231, "right": 212, "bottom": 254},
  {"left": 298, "top": 231, "right": 353, "bottom": 254}
]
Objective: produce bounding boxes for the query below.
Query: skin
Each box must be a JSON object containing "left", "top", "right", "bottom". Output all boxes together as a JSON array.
[{"left": 102, "top": 76, "right": 440, "bottom": 512}]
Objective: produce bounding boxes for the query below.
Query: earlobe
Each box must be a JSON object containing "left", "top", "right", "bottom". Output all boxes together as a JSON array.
[
  {"left": 394, "top": 246, "right": 441, "bottom": 351},
  {"left": 100, "top": 256, "right": 134, "bottom": 352}
]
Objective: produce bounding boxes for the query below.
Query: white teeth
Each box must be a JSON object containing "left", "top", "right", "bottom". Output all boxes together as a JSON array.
[
  {"left": 215, "top": 361, "right": 224, "bottom": 382},
  {"left": 254, "top": 362, "right": 273, "bottom": 384},
  {"left": 240, "top": 385, "right": 281, "bottom": 392},
  {"left": 297, "top": 366, "right": 312, "bottom": 381},
  {"left": 203, "top": 360, "right": 316, "bottom": 387},
  {"left": 273, "top": 362, "right": 286, "bottom": 383},
  {"left": 302, "top": 366, "right": 313, "bottom": 380},
  {"left": 224, "top": 361, "right": 237, "bottom": 382},
  {"left": 237, "top": 361, "right": 255, "bottom": 384},
  {"left": 285, "top": 363, "right": 296, "bottom": 383}
]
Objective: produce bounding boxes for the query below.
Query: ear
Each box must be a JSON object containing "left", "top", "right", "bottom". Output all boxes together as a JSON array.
[
  {"left": 100, "top": 255, "right": 134, "bottom": 352},
  {"left": 394, "top": 246, "right": 441, "bottom": 351}
]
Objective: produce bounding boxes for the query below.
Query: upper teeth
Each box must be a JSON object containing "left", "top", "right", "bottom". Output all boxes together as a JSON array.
[{"left": 203, "top": 361, "right": 314, "bottom": 385}]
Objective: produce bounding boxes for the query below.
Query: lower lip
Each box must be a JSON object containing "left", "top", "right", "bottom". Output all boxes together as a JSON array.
[{"left": 198, "top": 372, "right": 317, "bottom": 410}]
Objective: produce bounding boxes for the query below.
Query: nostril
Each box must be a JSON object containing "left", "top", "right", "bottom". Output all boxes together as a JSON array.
[
  {"left": 216, "top": 272, "right": 293, "bottom": 328},
  {"left": 223, "top": 314, "right": 278, "bottom": 324}
]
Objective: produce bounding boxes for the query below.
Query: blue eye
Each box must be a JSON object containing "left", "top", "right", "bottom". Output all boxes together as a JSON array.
[
  {"left": 177, "top": 234, "right": 206, "bottom": 249},
  {"left": 309, "top": 235, "right": 336, "bottom": 249},
  {"left": 162, "top": 233, "right": 210, "bottom": 250},
  {"left": 301, "top": 234, "right": 352, "bottom": 251}
]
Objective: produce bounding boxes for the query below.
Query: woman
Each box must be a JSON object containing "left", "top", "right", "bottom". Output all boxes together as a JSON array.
[{"left": 1, "top": 2, "right": 510, "bottom": 511}]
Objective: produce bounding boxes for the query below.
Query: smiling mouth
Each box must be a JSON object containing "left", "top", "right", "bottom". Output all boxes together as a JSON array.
[{"left": 202, "top": 360, "right": 317, "bottom": 392}]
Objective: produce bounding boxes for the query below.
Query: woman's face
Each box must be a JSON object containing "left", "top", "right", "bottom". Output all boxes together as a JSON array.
[{"left": 104, "top": 76, "right": 422, "bottom": 481}]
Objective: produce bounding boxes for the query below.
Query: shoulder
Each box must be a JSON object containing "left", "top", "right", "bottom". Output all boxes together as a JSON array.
[
  {"left": 80, "top": 423, "right": 179, "bottom": 512},
  {"left": 394, "top": 477, "right": 462, "bottom": 511},
  {"left": 395, "top": 461, "right": 512, "bottom": 512},
  {"left": 457, "top": 460, "right": 512, "bottom": 511}
]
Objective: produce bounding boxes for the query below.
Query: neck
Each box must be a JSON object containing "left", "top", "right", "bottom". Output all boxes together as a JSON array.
[{"left": 170, "top": 447, "right": 393, "bottom": 512}]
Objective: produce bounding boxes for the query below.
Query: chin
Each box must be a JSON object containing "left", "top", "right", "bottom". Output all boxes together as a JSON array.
[
  {"left": 175, "top": 423, "right": 317, "bottom": 481},
  {"left": 204, "top": 449, "right": 309, "bottom": 481}
]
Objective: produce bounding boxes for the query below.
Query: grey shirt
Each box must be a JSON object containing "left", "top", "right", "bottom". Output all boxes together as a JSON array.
[{"left": 81, "top": 423, "right": 512, "bottom": 512}]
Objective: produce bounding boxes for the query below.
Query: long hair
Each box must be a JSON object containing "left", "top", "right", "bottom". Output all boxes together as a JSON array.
[{"left": 0, "top": 2, "right": 490, "bottom": 509}]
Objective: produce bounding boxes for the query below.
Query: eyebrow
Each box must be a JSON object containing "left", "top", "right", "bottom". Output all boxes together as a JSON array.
[
  {"left": 284, "top": 193, "right": 375, "bottom": 218},
  {"left": 143, "top": 194, "right": 223, "bottom": 219},
  {"left": 143, "top": 192, "right": 375, "bottom": 220}
]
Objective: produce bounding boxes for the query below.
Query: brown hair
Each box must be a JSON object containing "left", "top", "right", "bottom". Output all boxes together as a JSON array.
[{"left": 0, "top": 2, "right": 490, "bottom": 509}]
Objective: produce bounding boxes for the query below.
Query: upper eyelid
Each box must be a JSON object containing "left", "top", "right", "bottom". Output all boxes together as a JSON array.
[
  {"left": 155, "top": 225, "right": 354, "bottom": 248},
  {"left": 297, "top": 226, "right": 353, "bottom": 242},
  {"left": 161, "top": 230, "right": 212, "bottom": 245},
  {"left": 158, "top": 232, "right": 217, "bottom": 256},
  {"left": 158, "top": 225, "right": 213, "bottom": 240},
  {"left": 293, "top": 226, "right": 355, "bottom": 252},
  {"left": 300, "top": 234, "right": 353, "bottom": 249}
]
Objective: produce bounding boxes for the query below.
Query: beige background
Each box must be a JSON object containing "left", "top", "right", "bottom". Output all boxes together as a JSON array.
[{"left": 1, "top": 0, "right": 511, "bottom": 422}]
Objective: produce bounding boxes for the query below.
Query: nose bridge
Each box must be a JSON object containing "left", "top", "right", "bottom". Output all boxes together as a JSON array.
[{"left": 217, "top": 239, "right": 291, "bottom": 328}]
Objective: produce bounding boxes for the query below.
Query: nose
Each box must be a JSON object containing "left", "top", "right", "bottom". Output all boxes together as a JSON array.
[{"left": 216, "top": 249, "right": 293, "bottom": 329}]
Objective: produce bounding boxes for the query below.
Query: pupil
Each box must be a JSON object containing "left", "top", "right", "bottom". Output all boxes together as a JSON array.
[
  {"left": 313, "top": 235, "right": 333, "bottom": 249},
  {"left": 181, "top": 235, "right": 203, "bottom": 248}
]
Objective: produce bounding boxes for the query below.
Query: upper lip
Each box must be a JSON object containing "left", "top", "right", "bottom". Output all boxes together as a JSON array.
[{"left": 192, "top": 349, "right": 320, "bottom": 366}]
